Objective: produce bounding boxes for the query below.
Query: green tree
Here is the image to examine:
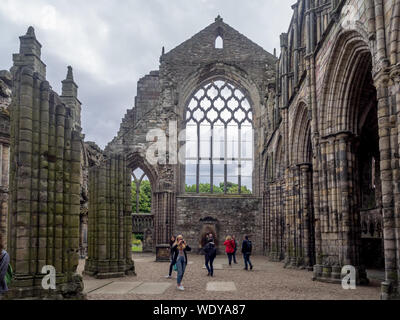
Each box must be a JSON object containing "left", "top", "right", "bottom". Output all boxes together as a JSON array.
[
  {"left": 185, "top": 182, "right": 252, "bottom": 194},
  {"left": 132, "top": 180, "right": 152, "bottom": 213}
]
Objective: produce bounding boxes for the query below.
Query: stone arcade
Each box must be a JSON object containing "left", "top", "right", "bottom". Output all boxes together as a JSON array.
[{"left": 0, "top": 0, "right": 400, "bottom": 300}]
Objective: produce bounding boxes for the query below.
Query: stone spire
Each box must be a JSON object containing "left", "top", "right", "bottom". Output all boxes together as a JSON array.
[
  {"left": 26, "top": 26, "right": 36, "bottom": 37},
  {"left": 66, "top": 65, "right": 74, "bottom": 81},
  {"left": 19, "top": 26, "right": 42, "bottom": 56},
  {"left": 61, "top": 66, "right": 81, "bottom": 128},
  {"left": 13, "top": 26, "right": 46, "bottom": 78},
  {"left": 62, "top": 66, "right": 78, "bottom": 97}
]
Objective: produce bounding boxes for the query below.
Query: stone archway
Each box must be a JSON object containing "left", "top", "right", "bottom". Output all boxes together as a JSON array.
[
  {"left": 313, "top": 30, "right": 382, "bottom": 285},
  {"left": 286, "top": 102, "right": 315, "bottom": 270},
  {"left": 199, "top": 216, "right": 219, "bottom": 253}
]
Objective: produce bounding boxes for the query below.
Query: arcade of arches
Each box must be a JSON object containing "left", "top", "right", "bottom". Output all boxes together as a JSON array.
[{"left": 0, "top": 0, "right": 400, "bottom": 300}]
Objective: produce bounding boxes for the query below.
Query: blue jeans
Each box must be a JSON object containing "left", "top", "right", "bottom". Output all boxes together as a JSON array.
[
  {"left": 233, "top": 251, "right": 237, "bottom": 264},
  {"left": 205, "top": 256, "right": 215, "bottom": 275},
  {"left": 176, "top": 256, "right": 186, "bottom": 285},
  {"left": 243, "top": 253, "right": 253, "bottom": 270},
  {"left": 227, "top": 253, "right": 233, "bottom": 265},
  {"left": 168, "top": 260, "right": 175, "bottom": 276}
]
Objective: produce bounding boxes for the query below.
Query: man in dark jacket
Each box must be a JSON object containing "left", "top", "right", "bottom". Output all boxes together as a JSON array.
[
  {"left": 203, "top": 238, "right": 217, "bottom": 277},
  {"left": 242, "top": 235, "right": 253, "bottom": 271}
]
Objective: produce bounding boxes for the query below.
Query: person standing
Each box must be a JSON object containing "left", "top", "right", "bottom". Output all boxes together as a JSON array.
[
  {"left": 242, "top": 235, "right": 253, "bottom": 271},
  {"left": 203, "top": 237, "right": 217, "bottom": 277},
  {"left": 0, "top": 233, "right": 10, "bottom": 295},
  {"left": 171, "top": 235, "right": 191, "bottom": 291},
  {"left": 223, "top": 236, "right": 235, "bottom": 266},
  {"left": 232, "top": 235, "right": 238, "bottom": 264},
  {"left": 165, "top": 235, "right": 176, "bottom": 279}
]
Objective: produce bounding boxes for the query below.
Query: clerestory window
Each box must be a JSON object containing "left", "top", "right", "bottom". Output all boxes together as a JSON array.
[{"left": 185, "top": 79, "right": 253, "bottom": 194}]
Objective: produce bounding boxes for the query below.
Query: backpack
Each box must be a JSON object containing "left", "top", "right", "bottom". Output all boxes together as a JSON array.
[
  {"left": 5, "top": 263, "right": 13, "bottom": 286},
  {"left": 247, "top": 240, "right": 252, "bottom": 254},
  {"left": 209, "top": 244, "right": 217, "bottom": 259}
]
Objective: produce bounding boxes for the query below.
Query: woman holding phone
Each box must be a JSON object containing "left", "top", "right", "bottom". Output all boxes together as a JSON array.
[{"left": 170, "top": 235, "right": 191, "bottom": 291}]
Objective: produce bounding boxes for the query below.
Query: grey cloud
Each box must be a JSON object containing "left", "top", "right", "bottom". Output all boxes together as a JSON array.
[{"left": 0, "top": 0, "right": 293, "bottom": 148}]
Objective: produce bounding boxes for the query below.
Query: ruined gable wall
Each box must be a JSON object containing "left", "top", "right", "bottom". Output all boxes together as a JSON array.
[{"left": 106, "top": 18, "right": 277, "bottom": 246}]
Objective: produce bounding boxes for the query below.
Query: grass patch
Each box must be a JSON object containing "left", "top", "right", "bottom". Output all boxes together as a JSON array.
[
  {"left": 132, "top": 234, "right": 143, "bottom": 252},
  {"left": 132, "top": 244, "right": 143, "bottom": 252}
]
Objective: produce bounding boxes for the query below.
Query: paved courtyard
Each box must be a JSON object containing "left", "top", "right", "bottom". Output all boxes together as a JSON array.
[{"left": 78, "top": 253, "right": 382, "bottom": 300}]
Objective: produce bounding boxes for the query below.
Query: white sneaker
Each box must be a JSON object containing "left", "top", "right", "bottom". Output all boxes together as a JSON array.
[
  {"left": 165, "top": 275, "right": 172, "bottom": 279},
  {"left": 177, "top": 285, "right": 185, "bottom": 291}
]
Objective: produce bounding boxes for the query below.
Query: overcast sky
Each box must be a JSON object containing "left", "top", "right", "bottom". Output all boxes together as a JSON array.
[{"left": 0, "top": 0, "right": 294, "bottom": 149}]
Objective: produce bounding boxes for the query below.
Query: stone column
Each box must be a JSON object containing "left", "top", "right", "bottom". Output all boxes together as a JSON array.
[
  {"left": 313, "top": 132, "right": 368, "bottom": 284},
  {"left": 299, "top": 163, "right": 313, "bottom": 270},
  {"left": 154, "top": 191, "right": 176, "bottom": 261},
  {"left": 376, "top": 73, "right": 399, "bottom": 299},
  {"left": 84, "top": 154, "right": 135, "bottom": 279}
]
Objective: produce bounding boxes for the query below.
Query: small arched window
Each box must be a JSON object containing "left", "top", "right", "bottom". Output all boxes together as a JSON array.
[{"left": 215, "top": 36, "right": 223, "bottom": 49}]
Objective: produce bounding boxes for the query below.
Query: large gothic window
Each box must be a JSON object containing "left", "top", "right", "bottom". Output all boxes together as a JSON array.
[{"left": 185, "top": 79, "right": 253, "bottom": 194}]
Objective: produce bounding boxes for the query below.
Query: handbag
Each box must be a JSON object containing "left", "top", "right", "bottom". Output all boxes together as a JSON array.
[
  {"left": 173, "top": 263, "right": 178, "bottom": 272},
  {"left": 5, "top": 263, "right": 13, "bottom": 286}
]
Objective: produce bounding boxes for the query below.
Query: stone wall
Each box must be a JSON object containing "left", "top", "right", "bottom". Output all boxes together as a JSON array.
[
  {"left": 6, "top": 27, "right": 84, "bottom": 299},
  {"left": 176, "top": 195, "right": 262, "bottom": 255},
  {"left": 264, "top": 0, "right": 400, "bottom": 300}
]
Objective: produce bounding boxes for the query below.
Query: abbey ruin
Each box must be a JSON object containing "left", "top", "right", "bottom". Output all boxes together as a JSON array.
[{"left": 0, "top": 0, "right": 400, "bottom": 300}]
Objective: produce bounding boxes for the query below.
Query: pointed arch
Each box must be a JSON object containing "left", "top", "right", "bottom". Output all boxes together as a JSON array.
[
  {"left": 127, "top": 151, "right": 159, "bottom": 193},
  {"left": 320, "top": 30, "right": 373, "bottom": 137},
  {"left": 290, "top": 101, "right": 312, "bottom": 165}
]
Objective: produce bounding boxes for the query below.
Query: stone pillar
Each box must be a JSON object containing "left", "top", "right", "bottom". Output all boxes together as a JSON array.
[
  {"left": 79, "top": 215, "right": 88, "bottom": 259},
  {"left": 299, "top": 163, "right": 314, "bottom": 270},
  {"left": 313, "top": 132, "right": 368, "bottom": 285},
  {"left": 154, "top": 191, "right": 176, "bottom": 261},
  {"left": 6, "top": 28, "right": 84, "bottom": 299},
  {"left": 84, "top": 154, "right": 135, "bottom": 279},
  {"left": 375, "top": 74, "right": 399, "bottom": 299},
  {"left": 284, "top": 166, "right": 295, "bottom": 267}
]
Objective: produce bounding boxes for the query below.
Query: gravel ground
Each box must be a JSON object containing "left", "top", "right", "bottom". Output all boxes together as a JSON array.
[{"left": 80, "top": 253, "right": 381, "bottom": 300}]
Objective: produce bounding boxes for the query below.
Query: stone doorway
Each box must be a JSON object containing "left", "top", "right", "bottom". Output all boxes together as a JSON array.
[{"left": 199, "top": 217, "right": 219, "bottom": 253}]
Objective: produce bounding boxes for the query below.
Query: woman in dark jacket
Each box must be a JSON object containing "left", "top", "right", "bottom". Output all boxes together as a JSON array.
[
  {"left": 165, "top": 235, "right": 176, "bottom": 279},
  {"left": 171, "top": 235, "right": 191, "bottom": 291}
]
